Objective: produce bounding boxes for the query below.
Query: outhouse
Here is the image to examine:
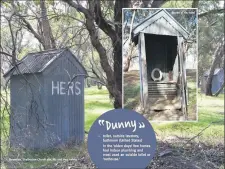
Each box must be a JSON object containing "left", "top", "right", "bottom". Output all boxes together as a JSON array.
[
  {"left": 132, "top": 9, "right": 190, "bottom": 115},
  {"left": 201, "top": 68, "right": 224, "bottom": 94},
  {"left": 4, "top": 48, "right": 87, "bottom": 149}
]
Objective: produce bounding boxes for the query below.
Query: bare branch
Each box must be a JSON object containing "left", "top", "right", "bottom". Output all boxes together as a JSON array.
[
  {"left": 199, "top": 8, "right": 224, "bottom": 18},
  {"left": 10, "top": 1, "right": 44, "bottom": 45}
]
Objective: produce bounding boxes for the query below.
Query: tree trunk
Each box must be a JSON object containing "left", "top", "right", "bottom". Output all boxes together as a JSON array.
[
  {"left": 192, "top": 0, "right": 199, "bottom": 8},
  {"left": 40, "top": 0, "right": 56, "bottom": 50},
  {"left": 63, "top": 0, "right": 166, "bottom": 108},
  {"left": 214, "top": 81, "right": 224, "bottom": 96},
  {"left": 123, "top": 9, "right": 136, "bottom": 72},
  {"left": 123, "top": 42, "right": 135, "bottom": 72},
  {"left": 113, "top": 0, "right": 129, "bottom": 108},
  {"left": 205, "top": 37, "right": 224, "bottom": 95}
]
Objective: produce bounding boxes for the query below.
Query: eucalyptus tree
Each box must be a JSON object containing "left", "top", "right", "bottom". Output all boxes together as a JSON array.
[{"left": 198, "top": 0, "right": 224, "bottom": 95}]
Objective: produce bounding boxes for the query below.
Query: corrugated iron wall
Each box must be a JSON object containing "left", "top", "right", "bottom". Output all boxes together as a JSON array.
[
  {"left": 43, "top": 53, "right": 85, "bottom": 148},
  {"left": 10, "top": 51, "right": 85, "bottom": 149},
  {"left": 10, "top": 74, "right": 45, "bottom": 149}
]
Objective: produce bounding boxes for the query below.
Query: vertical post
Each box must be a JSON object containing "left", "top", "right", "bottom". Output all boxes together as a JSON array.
[
  {"left": 178, "top": 36, "right": 187, "bottom": 119},
  {"left": 183, "top": 42, "right": 188, "bottom": 105},
  {"left": 139, "top": 32, "right": 148, "bottom": 108},
  {"left": 138, "top": 34, "right": 143, "bottom": 106}
]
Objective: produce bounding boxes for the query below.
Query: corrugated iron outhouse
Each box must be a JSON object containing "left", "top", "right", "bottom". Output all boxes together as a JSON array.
[
  {"left": 131, "top": 9, "right": 190, "bottom": 115},
  {"left": 4, "top": 48, "right": 87, "bottom": 149},
  {"left": 201, "top": 68, "right": 224, "bottom": 94}
]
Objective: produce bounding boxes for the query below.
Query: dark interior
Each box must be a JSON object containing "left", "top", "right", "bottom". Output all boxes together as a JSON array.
[{"left": 145, "top": 34, "right": 177, "bottom": 82}]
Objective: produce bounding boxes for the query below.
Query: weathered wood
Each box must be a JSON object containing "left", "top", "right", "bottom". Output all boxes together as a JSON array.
[
  {"left": 133, "top": 9, "right": 191, "bottom": 116},
  {"left": 139, "top": 32, "right": 148, "bottom": 108},
  {"left": 144, "top": 17, "right": 180, "bottom": 37},
  {"left": 138, "top": 33, "right": 143, "bottom": 106},
  {"left": 148, "top": 82, "right": 177, "bottom": 97},
  {"left": 178, "top": 36, "right": 187, "bottom": 118},
  {"left": 133, "top": 9, "right": 189, "bottom": 39},
  {"left": 183, "top": 42, "right": 188, "bottom": 105}
]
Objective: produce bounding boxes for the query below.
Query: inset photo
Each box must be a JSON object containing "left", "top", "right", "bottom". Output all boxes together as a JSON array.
[{"left": 123, "top": 8, "right": 198, "bottom": 121}]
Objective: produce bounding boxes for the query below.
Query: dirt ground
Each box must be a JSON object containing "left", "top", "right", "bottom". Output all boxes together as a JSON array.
[
  {"left": 34, "top": 137, "right": 223, "bottom": 169},
  {"left": 124, "top": 70, "right": 197, "bottom": 121}
]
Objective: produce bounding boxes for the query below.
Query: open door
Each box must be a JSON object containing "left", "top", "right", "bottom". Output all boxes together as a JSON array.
[
  {"left": 138, "top": 32, "right": 148, "bottom": 108},
  {"left": 177, "top": 36, "right": 188, "bottom": 119}
]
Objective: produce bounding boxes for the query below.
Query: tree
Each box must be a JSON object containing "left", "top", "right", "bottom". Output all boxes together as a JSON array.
[
  {"left": 6, "top": 0, "right": 224, "bottom": 107},
  {"left": 9, "top": 0, "right": 56, "bottom": 50},
  {"left": 62, "top": 0, "right": 170, "bottom": 108},
  {"left": 39, "top": 0, "right": 56, "bottom": 49},
  {"left": 205, "top": 37, "right": 224, "bottom": 95},
  {"left": 197, "top": 0, "right": 224, "bottom": 95},
  {"left": 123, "top": 9, "right": 136, "bottom": 72}
]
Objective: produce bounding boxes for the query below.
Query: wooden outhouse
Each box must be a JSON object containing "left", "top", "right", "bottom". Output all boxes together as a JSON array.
[
  {"left": 132, "top": 9, "right": 190, "bottom": 114},
  {"left": 4, "top": 48, "right": 87, "bottom": 149}
]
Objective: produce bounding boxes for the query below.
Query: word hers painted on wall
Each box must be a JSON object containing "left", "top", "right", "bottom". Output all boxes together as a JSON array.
[{"left": 52, "top": 81, "right": 81, "bottom": 95}]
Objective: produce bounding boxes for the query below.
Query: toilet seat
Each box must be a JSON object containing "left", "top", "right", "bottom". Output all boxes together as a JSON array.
[{"left": 151, "top": 68, "right": 163, "bottom": 81}]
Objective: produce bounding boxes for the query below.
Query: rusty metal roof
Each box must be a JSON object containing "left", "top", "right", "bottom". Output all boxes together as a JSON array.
[{"left": 4, "top": 48, "right": 86, "bottom": 77}]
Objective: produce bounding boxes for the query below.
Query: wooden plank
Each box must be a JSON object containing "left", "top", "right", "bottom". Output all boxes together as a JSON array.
[
  {"left": 133, "top": 9, "right": 189, "bottom": 39},
  {"left": 140, "top": 32, "right": 148, "bottom": 108},
  {"left": 148, "top": 84, "right": 177, "bottom": 87},
  {"left": 138, "top": 32, "right": 144, "bottom": 107},
  {"left": 178, "top": 36, "right": 187, "bottom": 118},
  {"left": 183, "top": 43, "right": 188, "bottom": 105},
  {"left": 144, "top": 17, "right": 179, "bottom": 37},
  {"left": 148, "top": 89, "right": 177, "bottom": 93}
]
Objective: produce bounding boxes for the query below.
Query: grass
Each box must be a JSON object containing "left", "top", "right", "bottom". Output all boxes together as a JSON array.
[
  {"left": 85, "top": 86, "right": 113, "bottom": 131},
  {"left": 1, "top": 86, "right": 113, "bottom": 168},
  {"left": 1, "top": 81, "right": 224, "bottom": 167},
  {"left": 124, "top": 70, "right": 224, "bottom": 145},
  {"left": 187, "top": 75, "right": 197, "bottom": 120},
  {"left": 152, "top": 93, "right": 224, "bottom": 145},
  {"left": 124, "top": 70, "right": 141, "bottom": 109},
  {"left": 124, "top": 83, "right": 140, "bottom": 109}
]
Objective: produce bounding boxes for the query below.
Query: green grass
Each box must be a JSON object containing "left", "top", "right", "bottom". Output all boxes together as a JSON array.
[
  {"left": 152, "top": 93, "right": 224, "bottom": 145},
  {"left": 123, "top": 72, "right": 224, "bottom": 145},
  {"left": 85, "top": 86, "right": 113, "bottom": 131},
  {"left": 124, "top": 83, "right": 140, "bottom": 109},
  {"left": 1, "top": 86, "right": 113, "bottom": 168},
  {"left": 187, "top": 76, "right": 197, "bottom": 120}
]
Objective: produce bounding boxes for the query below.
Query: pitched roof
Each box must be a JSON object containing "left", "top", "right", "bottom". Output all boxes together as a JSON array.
[
  {"left": 204, "top": 68, "right": 224, "bottom": 77},
  {"left": 132, "top": 9, "right": 190, "bottom": 39},
  {"left": 4, "top": 48, "right": 86, "bottom": 78}
]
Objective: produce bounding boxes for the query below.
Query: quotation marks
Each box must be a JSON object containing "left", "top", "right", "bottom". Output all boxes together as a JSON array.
[
  {"left": 99, "top": 120, "right": 105, "bottom": 126},
  {"left": 138, "top": 122, "right": 145, "bottom": 129}
]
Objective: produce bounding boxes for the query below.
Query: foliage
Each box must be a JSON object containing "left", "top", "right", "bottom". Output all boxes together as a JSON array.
[{"left": 198, "top": 1, "right": 224, "bottom": 78}]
